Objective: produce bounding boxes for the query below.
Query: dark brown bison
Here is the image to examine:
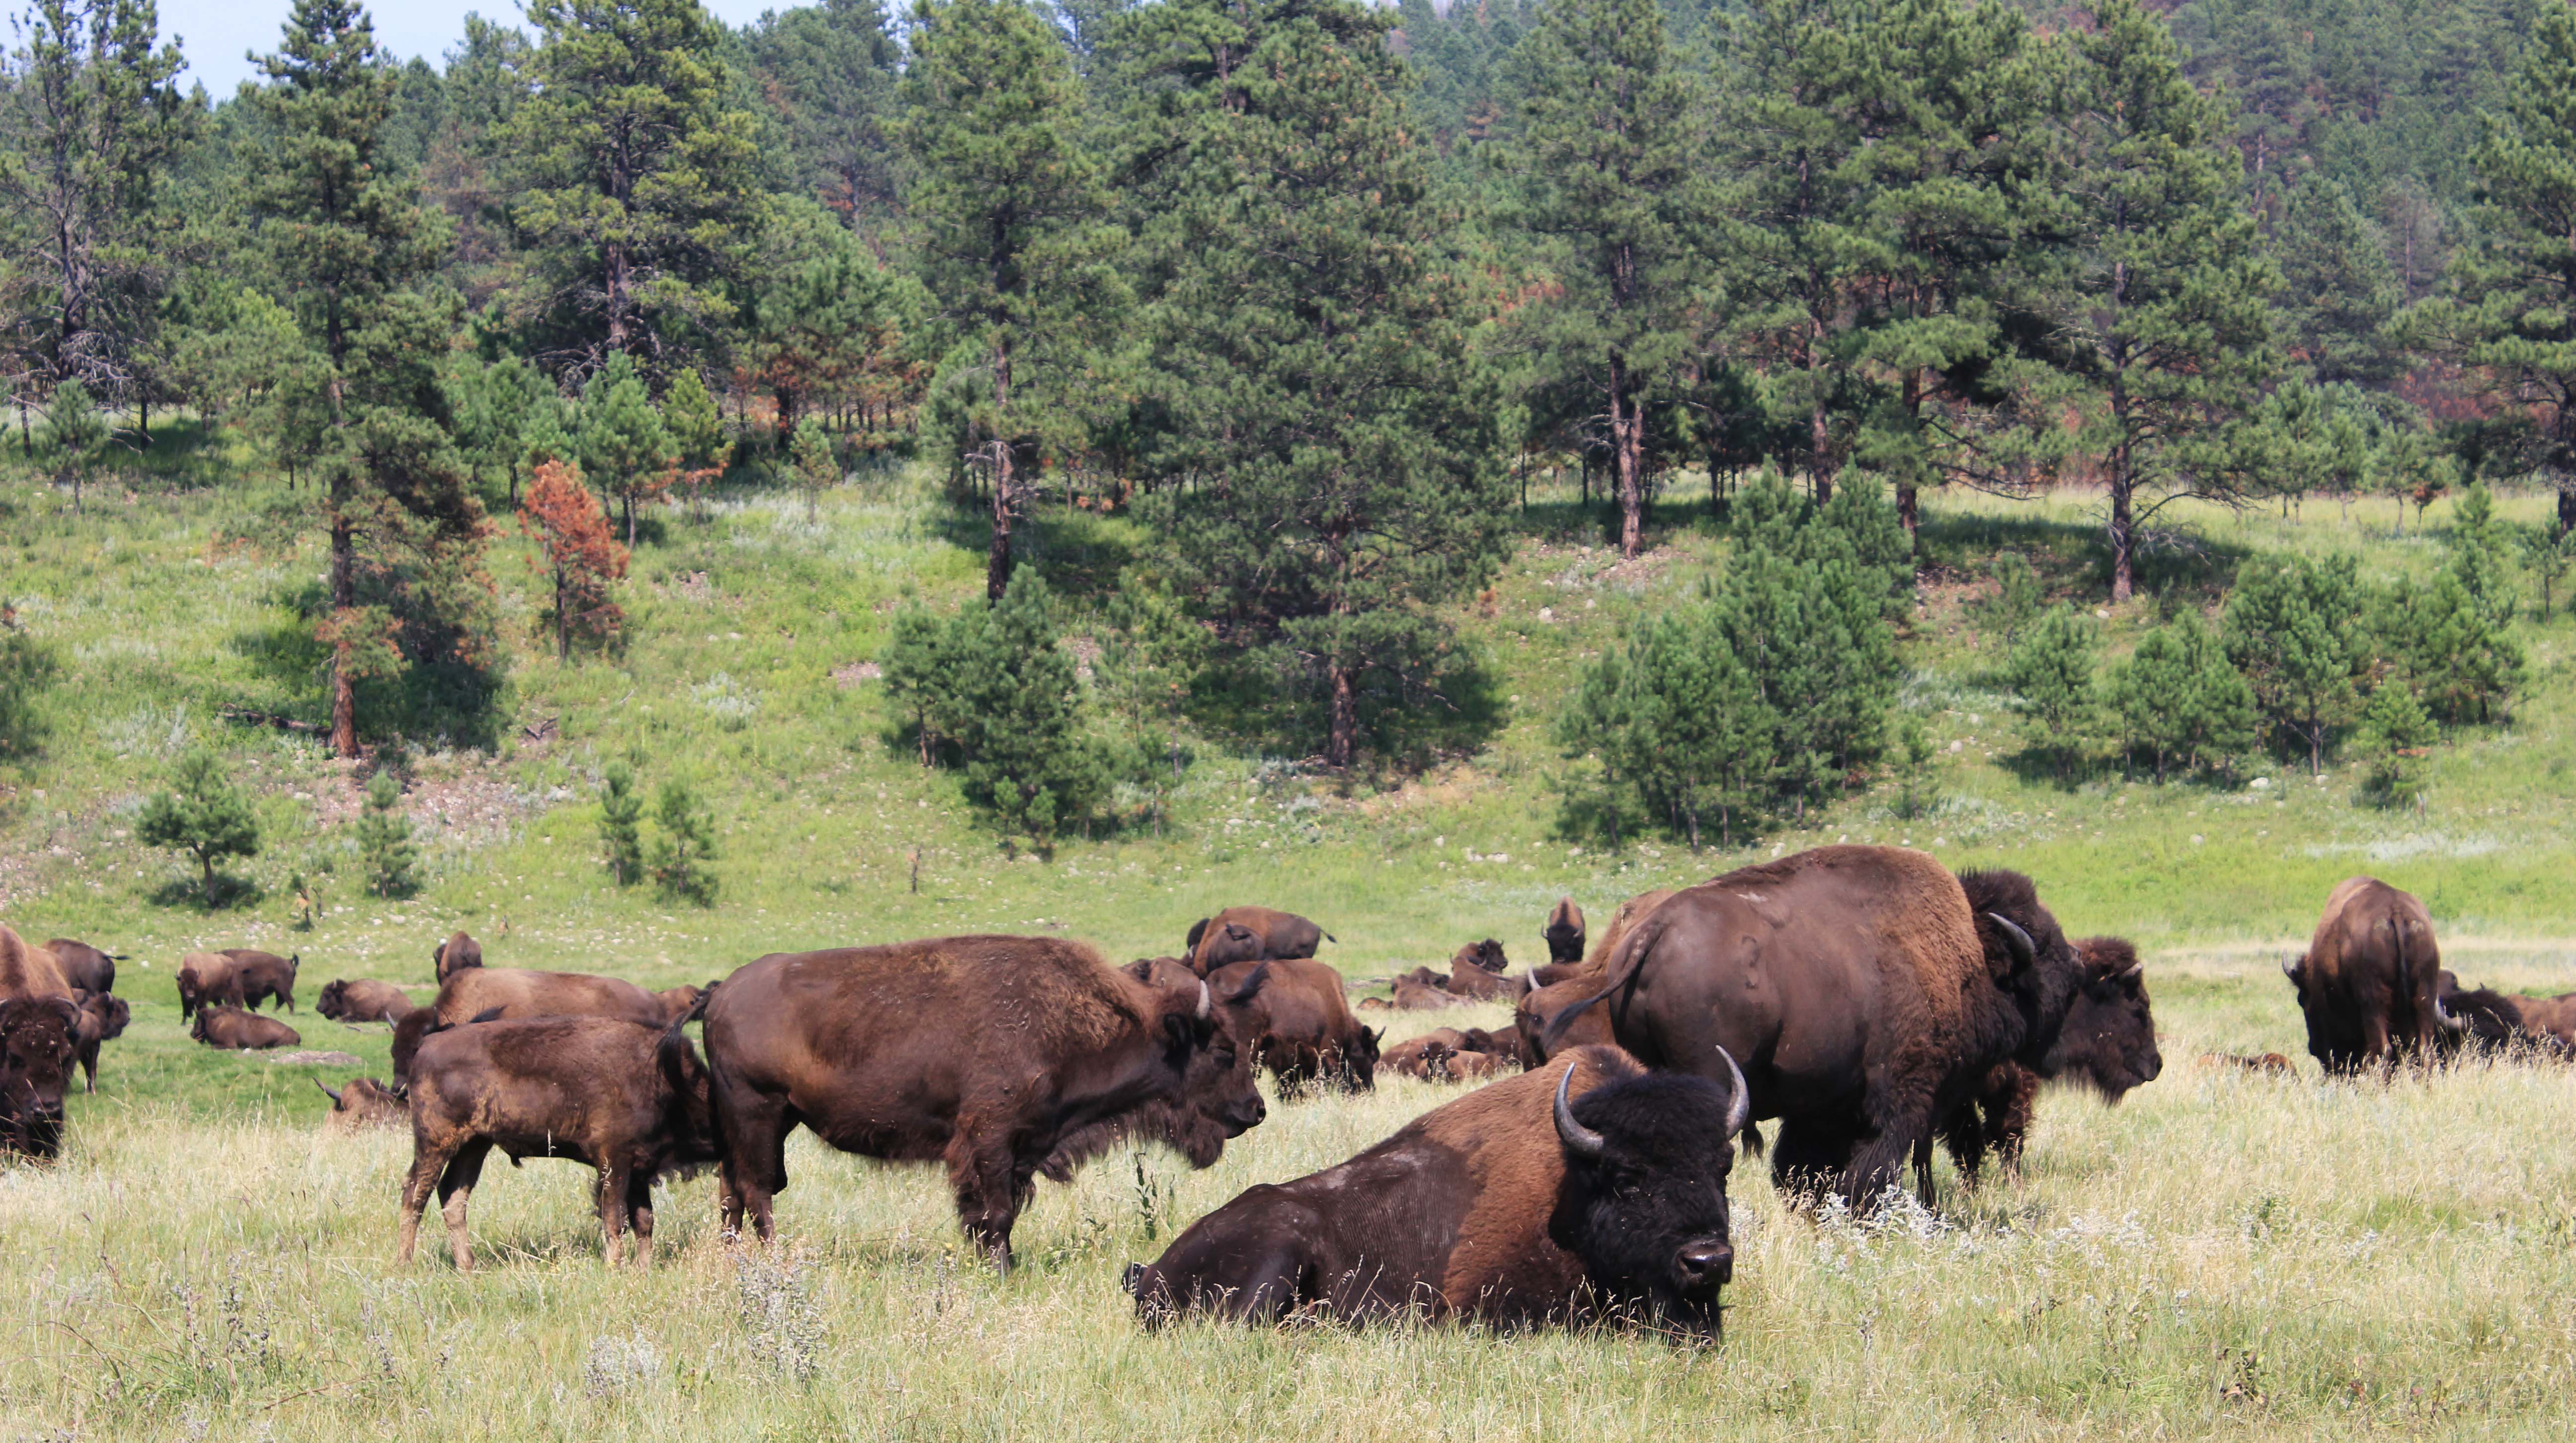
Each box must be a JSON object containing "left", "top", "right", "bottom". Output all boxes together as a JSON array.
[
  {"left": 1923, "top": 935, "right": 2162, "bottom": 1186},
  {"left": 432, "top": 931, "right": 483, "bottom": 983},
  {"left": 2432, "top": 971, "right": 2576, "bottom": 1058},
  {"left": 317, "top": 1076, "right": 410, "bottom": 1132},
  {"left": 2285, "top": 877, "right": 2444, "bottom": 1073},
  {"left": 1124, "top": 1046, "right": 1749, "bottom": 1333},
  {"left": 1380, "top": 1027, "right": 1520, "bottom": 1082},
  {"left": 1186, "top": 907, "right": 1333, "bottom": 974},
  {"left": 1516, "top": 974, "right": 1614, "bottom": 1064},
  {"left": 704, "top": 935, "right": 1268, "bottom": 1268},
  {"left": 430, "top": 967, "right": 671, "bottom": 1030},
  {"left": 71, "top": 992, "right": 129, "bottom": 1093},
  {"left": 317, "top": 978, "right": 416, "bottom": 1024},
  {"left": 1445, "top": 941, "right": 1524, "bottom": 1001},
  {"left": 175, "top": 951, "right": 242, "bottom": 1019},
  {"left": 219, "top": 949, "right": 299, "bottom": 1012},
  {"left": 191, "top": 1006, "right": 301, "bottom": 1050},
  {"left": 398, "top": 1017, "right": 719, "bottom": 1269},
  {"left": 2200, "top": 1052, "right": 2295, "bottom": 1074},
  {"left": 1543, "top": 847, "right": 2093, "bottom": 1209},
  {"left": 1205, "top": 957, "right": 1380, "bottom": 1096},
  {"left": 43, "top": 939, "right": 121, "bottom": 994},
  {"left": 1542, "top": 898, "right": 1586, "bottom": 965},
  {"left": 0, "top": 994, "right": 82, "bottom": 1157}
]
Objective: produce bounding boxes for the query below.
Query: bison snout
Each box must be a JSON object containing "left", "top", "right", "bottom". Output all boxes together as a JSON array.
[
  {"left": 1674, "top": 1239, "right": 1733, "bottom": 1290},
  {"left": 1226, "top": 1097, "right": 1267, "bottom": 1133},
  {"left": 2142, "top": 1048, "right": 2164, "bottom": 1082}
]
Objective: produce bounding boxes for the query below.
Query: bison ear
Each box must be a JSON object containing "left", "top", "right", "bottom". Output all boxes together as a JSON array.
[
  {"left": 1125, "top": 958, "right": 1155, "bottom": 983},
  {"left": 1225, "top": 963, "right": 1271, "bottom": 1008}
]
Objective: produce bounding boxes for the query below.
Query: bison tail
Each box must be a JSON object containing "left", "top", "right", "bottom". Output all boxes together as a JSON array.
[
  {"left": 1537, "top": 910, "right": 1671, "bottom": 1055},
  {"left": 1322, "top": 931, "right": 1337, "bottom": 945},
  {"left": 1740, "top": 1121, "right": 1766, "bottom": 1158}
]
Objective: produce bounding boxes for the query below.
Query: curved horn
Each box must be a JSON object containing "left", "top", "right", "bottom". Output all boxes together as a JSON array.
[
  {"left": 1715, "top": 1044, "right": 1751, "bottom": 1139},
  {"left": 1986, "top": 913, "right": 2035, "bottom": 969},
  {"left": 2434, "top": 992, "right": 2465, "bottom": 1032},
  {"left": 1553, "top": 1064, "right": 1608, "bottom": 1160},
  {"left": 314, "top": 1078, "right": 343, "bottom": 1105},
  {"left": 1195, "top": 980, "right": 1211, "bottom": 1021},
  {"left": 2120, "top": 959, "right": 2145, "bottom": 979},
  {"left": 2282, "top": 953, "right": 2301, "bottom": 981}
]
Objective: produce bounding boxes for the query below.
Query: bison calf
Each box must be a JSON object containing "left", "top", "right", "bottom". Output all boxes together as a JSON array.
[
  {"left": 73, "top": 992, "right": 129, "bottom": 1092},
  {"left": 1125, "top": 1046, "right": 1749, "bottom": 1334},
  {"left": 398, "top": 1017, "right": 718, "bottom": 1269},
  {"left": 191, "top": 1006, "right": 300, "bottom": 1050}
]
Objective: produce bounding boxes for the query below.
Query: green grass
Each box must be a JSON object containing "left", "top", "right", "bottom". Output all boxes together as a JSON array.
[{"left": 7, "top": 441, "right": 2576, "bottom": 1438}]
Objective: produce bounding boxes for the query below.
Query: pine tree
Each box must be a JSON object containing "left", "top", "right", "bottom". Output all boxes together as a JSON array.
[
  {"left": 2105, "top": 612, "right": 2257, "bottom": 781},
  {"left": 1124, "top": 0, "right": 1509, "bottom": 767},
  {"left": 1983, "top": 553, "right": 2043, "bottom": 646},
  {"left": 878, "top": 597, "right": 958, "bottom": 766},
  {"left": 1494, "top": 0, "right": 1709, "bottom": 558},
  {"left": 2272, "top": 176, "right": 2405, "bottom": 386},
  {"left": 946, "top": 568, "right": 1107, "bottom": 846},
  {"left": 245, "top": 0, "right": 489, "bottom": 759},
  {"left": 789, "top": 415, "right": 835, "bottom": 521},
  {"left": 494, "top": 0, "right": 761, "bottom": 365},
  {"left": 455, "top": 354, "right": 553, "bottom": 506},
  {"left": 597, "top": 757, "right": 644, "bottom": 885},
  {"left": 2029, "top": 0, "right": 2279, "bottom": 601},
  {"left": 135, "top": 748, "right": 260, "bottom": 907},
  {"left": 2004, "top": 603, "right": 2099, "bottom": 778},
  {"left": 2405, "top": 1, "right": 2576, "bottom": 533},
  {"left": 2223, "top": 552, "right": 2366, "bottom": 773},
  {"left": 662, "top": 365, "right": 722, "bottom": 471},
  {"left": 519, "top": 459, "right": 628, "bottom": 658},
  {"left": 578, "top": 352, "right": 672, "bottom": 546},
  {"left": 39, "top": 377, "right": 106, "bottom": 513},
  {"left": 2443, "top": 481, "right": 2518, "bottom": 628},
  {"left": 897, "top": 0, "right": 1108, "bottom": 600},
  {"left": 0, "top": 0, "right": 199, "bottom": 393},
  {"left": 2354, "top": 681, "right": 2436, "bottom": 809},
  {"left": 742, "top": 0, "right": 901, "bottom": 231},
  {"left": 648, "top": 778, "right": 720, "bottom": 905},
  {"left": 2379, "top": 565, "right": 2524, "bottom": 724},
  {"left": 354, "top": 768, "right": 419, "bottom": 897}
]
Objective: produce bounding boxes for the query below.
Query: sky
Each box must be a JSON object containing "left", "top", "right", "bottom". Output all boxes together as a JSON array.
[{"left": 161, "top": 0, "right": 786, "bottom": 97}]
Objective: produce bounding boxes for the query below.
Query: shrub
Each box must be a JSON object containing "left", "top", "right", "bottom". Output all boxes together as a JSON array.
[
  {"left": 2355, "top": 682, "right": 2436, "bottom": 809},
  {"left": 135, "top": 749, "right": 262, "bottom": 907},
  {"left": 2105, "top": 612, "right": 2256, "bottom": 782},
  {"left": 2223, "top": 552, "right": 2366, "bottom": 773},
  {"left": 2003, "top": 603, "right": 2098, "bottom": 778},
  {"left": 598, "top": 760, "right": 644, "bottom": 886},
  {"left": 355, "top": 770, "right": 420, "bottom": 897},
  {"left": 649, "top": 779, "right": 719, "bottom": 906}
]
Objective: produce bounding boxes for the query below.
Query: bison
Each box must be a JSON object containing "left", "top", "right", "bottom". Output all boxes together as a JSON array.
[
  {"left": 1380, "top": 1027, "right": 1521, "bottom": 1082},
  {"left": 43, "top": 939, "right": 122, "bottom": 994},
  {"left": 1542, "top": 898, "right": 1586, "bottom": 966},
  {"left": 317, "top": 978, "right": 416, "bottom": 1024},
  {"left": 175, "top": 951, "right": 243, "bottom": 1019},
  {"left": 220, "top": 949, "right": 300, "bottom": 1012},
  {"left": 1186, "top": 907, "right": 1333, "bottom": 974},
  {"left": 0, "top": 994, "right": 81, "bottom": 1158},
  {"left": 398, "top": 1016, "right": 719, "bottom": 1269},
  {"left": 432, "top": 931, "right": 483, "bottom": 983},
  {"left": 191, "top": 1006, "right": 300, "bottom": 1050},
  {"left": 428, "top": 966, "right": 672, "bottom": 1030},
  {"left": 1516, "top": 974, "right": 1613, "bottom": 1065},
  {"left": 316, "top": 1076, "right": 410, "bottom": 1132},
  {"left": 2285, "top": 877, "right": 2444, "bottom": 1073},
  {"left": 1124, "top": 1046, "right": 1749, "bottom": 1333},
  {"left": 1390, "top": 976, "right": 1468, "bottom": 1011},
  {"left": 704, "top": 935, "right": 1268, "bottom": 1269},
  {"left": 2432, "top": 971, "right": 2576, "bottom": 1058},
  {"left": 71, "top": 992, "right": 129, "bottom": 1093},
  {"left": 1444, "top": 941, "right": 1524, "bottom": 1001},
  {"left": 1204, "top": 957, "right": 1380, "bottom": 1097},
  {"left": 1542, "top": 847, "right": 2093, "bottom": 1209},
  {"left": 2512, "top": 992, "right": 2576, "bottom": 1052},
  {"left": 1922, "top": 935, "right": 2161, "bottom": 1186},
  {"left": 656, "top": 984, "right": 714, "bottom": 1024}
]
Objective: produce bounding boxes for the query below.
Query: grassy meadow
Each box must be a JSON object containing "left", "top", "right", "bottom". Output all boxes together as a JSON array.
[{"left": 5, "top": 442, "right": 2576, "bottom": 1439}]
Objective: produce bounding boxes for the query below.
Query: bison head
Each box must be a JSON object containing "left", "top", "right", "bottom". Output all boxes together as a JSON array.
[
  {"left": 316, "top": 980, "right": 352, "bottom": 1021},
  {"left": 76, "top": 992, "right": 130, "bottom": 1046},
  {"left": 2039, "top": 938, "right": 2161, "bottom": 1099},
  {"left": 1335, "top": 1024, "right": 1383, "bottom": 1093},
  {"left": 1453, "top": 939, "right": 1510, "bottom": 975},
  {"left": 1552, "top": 1050, "right": 1751, "bottom": 1335},
  {"left": 317, "top": 1076, "right": 410, "bottom": 1132},
  {"left": 175, "top": 966, "right": 206, "bottom": 1020},
  {"left": 389, "top": 1006, "right": 445, "bottom": 1082},
  {"left": 1543, "top": 898, "right": 1586, "bottom": 965},
  {"left": 0, "top": 996, "right": 82, "bottom": 1158}
]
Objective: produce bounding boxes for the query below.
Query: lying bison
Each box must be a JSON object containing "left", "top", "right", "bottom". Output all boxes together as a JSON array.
[
  {"left": 399, "top": 1017, "right": 719, "bottom": 1269},
  {"left": 1187, "top": 907, "right": 1333, "bottom": 974},
  {"left": 1543, "top": 847, "right": 2093, "bottom": 1210},
  {"left": 317, "top": 978, "right": 415, "bottom": 1024},
  {"left": 1124, "top": 1046, "right": 1749, "bottom": 1333},
  {"left": 1205, "top": 957, "right": 1380, "bottom": 1096},
  {"left": 317, "top": 1076, "right": 410, "bottom": 1132},
  {"left": 432, "top": 931, "right": 483, "bottom": 983},
  {"left": 44, "top": 939, "right": 122, "bottom": 994},
  {"left": 191, "top": 1006, "right": 300, "bottom": 1050},
  {"left": 1380, "top": 1027, "right": 1520, "bottom": 1083},
  {"left": 1923, "top": 934, "right": 2161, "bottom": 1186},
  {"left": 1542, "top": 898, "right": 1586, "bottom": 965},
  {"left": 2285, "top": 877, "right": 2443, "bottom": 1073},
  {"left": 2432, "top": 971, "right": 2576, "bottom": 1058},
  {"left": 1444, "top": 941, "right": 1524, "bottom": 1001},
  {"left": 704, "top": 935, "right": 1267, "bottom": 1269}
]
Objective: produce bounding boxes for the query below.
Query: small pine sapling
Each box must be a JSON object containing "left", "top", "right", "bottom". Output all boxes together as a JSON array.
[
  {"left": 598, "top": 759, "right": 644, "bottom": 885},
  {"left": 2355, "top": 683, "right": 2436, "bottom": 810},
  {"left": 355, "top": 770, "right": 420, "bottom": 897},
  {"left": 649, "top": 778, "right": 720, "bottom": 906},
  {"left": 135, "top": 749, "right": 262, "bottom": 907}
]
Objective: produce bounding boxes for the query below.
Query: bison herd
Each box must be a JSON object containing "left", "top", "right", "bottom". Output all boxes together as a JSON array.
[{"left": 4, "top": 845, "right": 2573, "bottom": 1338}]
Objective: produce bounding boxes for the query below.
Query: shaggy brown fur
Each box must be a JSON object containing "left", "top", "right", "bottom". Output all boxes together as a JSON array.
[
  {"left": 191, "top": 1006, "right": 300, "bottom": 1049},
  {"left": 218, "top": 949, "right": 299, "bottom": 1012},
  {"left": 1392, "top": 976, "right": 1468, "bottom": 1010},
  {"left": 1185, "top": 907, "right": 1332, "bottom": 974},
  {"left": 318, "top": 978, "right": 416, "bottom": 1024},
  {"left": 2288, "top": 877, "right": 2444, "bottom": 1073},
  {"left": 0, "top": 991, "right": 81, "bottom": 1157},
  {"left": 317, "top": 1076, "right": 410, "bottom": 1132},
  {"left": 43, "top": 939, "right": 119, "bottom": 994},
  {"left": 175, "top": 951, "right": 241, "bottom": 1018},
  {"left": 1445, "top": 942, "right": 1524, "bottom": 1001},
  {"left": 72, "top": 992, "right": 128, "bottom": 1092},
  {"left": 398, "top": 1018, "right": 718, "bottom": 1269},
  {"left": 1542, "top": 898, "right": 1586, "bottom": 965},
  {"left": 431, "top": 967, "right": 670, "bottom": 1029},
  {"left": 1381, "top": 1028, "right": 1522, "bottom": 1082},
  {"left": 1205, "top": 957, "right": 1379, "bottom": 1096},
  {"left": 433, "top": 931, "right": 483, "bottom": 983},
  {"left": 0, "top": 925, "right": 73, "bottom": 1002}
]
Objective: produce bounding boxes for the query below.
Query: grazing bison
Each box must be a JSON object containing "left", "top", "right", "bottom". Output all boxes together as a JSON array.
[
  {"left": 398, "top": 1017, "right": 720, "bottom": 1269},
  {"left": 1186, "top": 907, "right": 1333, "bottom": 974},
  {"left": 1124, "top": 1046, "right": 1749, "bottom": 1332},
  {"left": 430, "top": 967, "right": 670, "bottom": 1030},
  {"left": 44, "top": 939, "right": 121, "bottom": 994},
  {"left": 317, "top": 978, "right": 415, "bottom": 1024},
  {"left": 175, "top": 951, "right": 242, "bottom": 1019},
  {"left": 316, "top": 1076, "right": 410, "bottom": 1132},
  {"left": 704, "top": 935, "right": 1267, "bottom": 1268},
  {"left": 191, "top": 1006, "right": 301, "bottom": 1050},
  {"left": 2285, "top": 877, "right": 2444, "bottom": 1073},
  {"left": 220, "top": 949, "right": 300, "bottom": 1012},
  {"left": 1542, "top": 899, "right": 1586, "bottom": 966},
  {"left": 71, "top": 992, "right": 129, "bottom": 1093},
  {"left": 432, "top": 931, "right": 483, "bottom": 983},
  {"left": 1543, "top": 847, "right": 2092, "bottom": 1209},
  {"left": 1205, "top": 957, "right": 1380, "bottom": 1097},
  {"left": 1923, "top": 936, "right": 2162, "bottom": 1186}
]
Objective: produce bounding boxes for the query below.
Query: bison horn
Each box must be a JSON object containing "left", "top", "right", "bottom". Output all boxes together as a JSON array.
[
  {"left": 1716, "top": 1044, "right": 1751, "bottom": 1139},
  {"left": 1553, "top": 1064, "right": 1608, "bottom": 1160},
  {"left": 1985, "top": 913, "right": 2035, "bottom": 969},
  {"left": 2281, "top": 954, "right": 2301, "bottom": 981},
  {"left": 2434, "top": 993, "right": 2465, "bottom": 1032},
  {"left": 315, "top": 1078, "right": 343, "bottom": 1105},
  {"left": 1195, "top": 980, "right": 1211, "bottom": 1021}
]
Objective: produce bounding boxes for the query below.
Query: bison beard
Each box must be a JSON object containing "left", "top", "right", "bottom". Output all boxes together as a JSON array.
[
  {"left": 1124, "top": 1047, "right": 1748, "bottom": 1334},
  {"left": 0, "top": 995, "right": 81, "bottom": 1158}
]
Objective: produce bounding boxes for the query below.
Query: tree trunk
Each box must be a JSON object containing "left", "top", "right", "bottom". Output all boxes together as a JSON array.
[
  {"left": 556, "top": 561, "right": 570, "bottom": 661},
  {"left": 1811, "top": 403, "right": 1832, "bottom": 503},
  {"left": 2557, "top": 482, "right": 2576, "bottom": 539},
  {"left": 202, "top": 853, "right": 217, "bottom": 908},
  {"left": 1610, "top": 355, "right": 1644, "bottom": 559},
  {"left": 1325, "top": 659, "right": 1357, "bottom": 769},
  {"left": 986, "top": 335, "right": 1016, "bottom": 601},
  {"left": 624, "top": 492, "right": 636, "bottom": 549},
  {"left": 605, "top": 239, "right": 631, "bottom": 354},
  {"left": 2108, "top": 376, "right": 2135, "bottom": 605}
]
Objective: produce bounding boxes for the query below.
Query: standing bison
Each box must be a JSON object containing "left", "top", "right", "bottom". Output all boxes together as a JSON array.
[
  {"left": 2285, "top": 878, "right": 2444, "bottom": 1073},
  {"left": 43, "top": 939, "right": 122, "bottom": 994},
  {"left": 398, "top": 1017, "right": 720, "bottom": 1269},
  {"left": 1543, "top": 847, "right": 2094, "bottom": 1209},
  {"left": 71, "top": 992, "right": 129, "bottom": 1093},
  {"left": 220, "top": 949, "right": 299, "bottom": 1012},
  {"left": 432, "top": 931, "right": 483, "bottom": 983},
  {"left": 1204, "top": 957, "right": 1380, "bottom": 1096},
  {"left": 704, "top": 935, "right": 1267, "bottom": 1269},
  {"left": 1124, "top": 1046, "right": 1748, "bottom": 1332},
  {"left": 175, "top": 951, "right": 242, "bottom": 1019},
  {"left": 1186, "top": 907, "right": 1333, "bottom": 974}
]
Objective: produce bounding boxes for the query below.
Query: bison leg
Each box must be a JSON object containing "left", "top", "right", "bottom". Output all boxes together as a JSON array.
[
  {"left": 712, "top": 1079, "right": 791, "bottom": 1243},
  {"left": 946, "top": 1128, "right": 1023, "bottom": 1275},
  {"left": 397, "top": 1137, "right": 457, "bottom": 1265},
  {"left": 437, "top": 1138, "right": 494, "bottom": 1272},
  {"left": 1770, "top": 1115, "right": 1859, "bottom": 1210},
  {"left": 78, "top": 1041, "right": 98, "bottom": 1095},
  {"left": 627, "top": 1173, "right": 657, "bottom": 1268},
  {"left": 596, "top": 1163, "right": 631, "bottom": 1268}
]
